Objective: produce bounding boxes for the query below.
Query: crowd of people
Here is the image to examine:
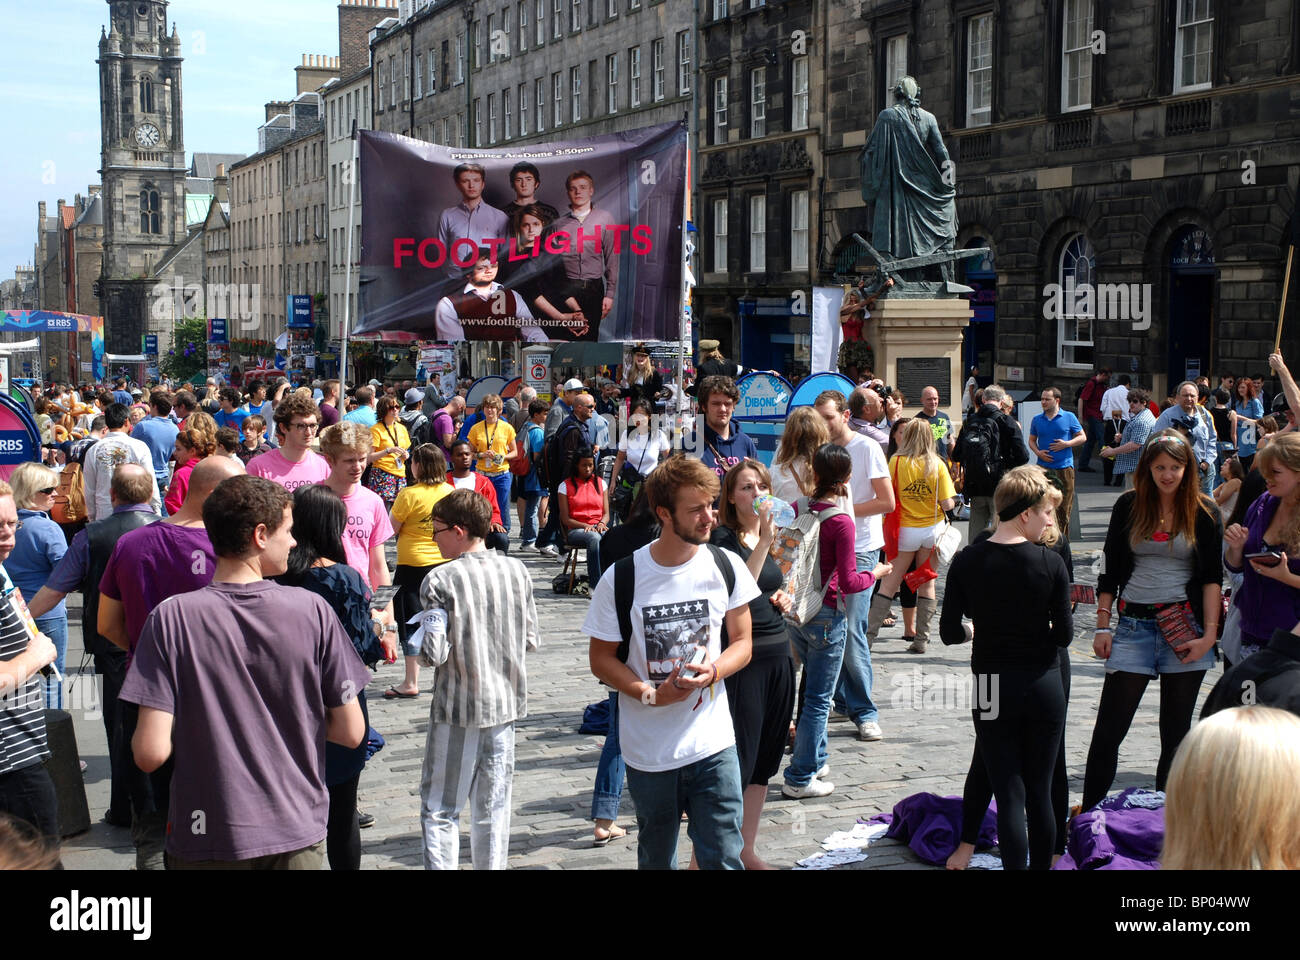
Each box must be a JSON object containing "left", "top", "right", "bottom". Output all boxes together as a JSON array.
[{"left": 2, "top": 346, "right": 1300, "bottom": 873}]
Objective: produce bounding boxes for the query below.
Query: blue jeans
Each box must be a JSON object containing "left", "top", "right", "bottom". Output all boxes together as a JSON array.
[
  {"left": 833, "top": 548, "right": 880, "bottom": 725},
  {"left": 485, "top": 472, "right": 513, "bottom": 534},
  {"left": 37, "top": 615, "right": 67, "bottom": 711},
  {"left": 625, "top": 745, "right": 744, "bottom": 869},
  {"left": 1077, "top": 416, "right": 1104, "bottom": 468},
  {"left": 519, "top": 490, "right": 541, "bottom": 545},
  {"left": 589, "top": 691, "right": 625, "bottom": 822},
  {"left": 566, "top": 529, "right": 603, "bottom": 586},
  {"left": 786, "top": 607, "right": 849, "bottom": 786}
]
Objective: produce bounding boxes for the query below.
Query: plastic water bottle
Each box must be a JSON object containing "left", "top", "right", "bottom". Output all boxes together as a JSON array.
[{"left": 755, "top": 494, "right": 796, "bottom": 528}]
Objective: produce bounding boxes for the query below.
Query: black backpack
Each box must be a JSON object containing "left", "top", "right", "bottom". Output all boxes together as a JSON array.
[
  {"left": 541, "top": 418, "right": 584, "bottom": 490},
  {"left": 612, "top": 544, "right": 736, "bottom": 663},
  {"left": 958, "top": 414, "right": 1004, "bottom": 494}
]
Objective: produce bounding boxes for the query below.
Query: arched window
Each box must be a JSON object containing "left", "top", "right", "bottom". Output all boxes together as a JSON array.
[
  {"left": 139, "top": 187, "right": 160, "bottom": 234},
  {"left": 139, "top": 75, "right": 154, "bottom": 113},
  {"left": 1057, "top": 233, "right": 1094, "bottom": 368}
]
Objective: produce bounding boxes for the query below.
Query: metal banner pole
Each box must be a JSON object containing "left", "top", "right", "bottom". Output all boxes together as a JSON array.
[{"left": 340, "top": 122, "right": 360, "bottom": 384}]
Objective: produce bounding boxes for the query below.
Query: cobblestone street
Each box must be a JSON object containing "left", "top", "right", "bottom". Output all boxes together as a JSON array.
[{"left": 60, "top": 473, "right": 1220, "bottom": 869}]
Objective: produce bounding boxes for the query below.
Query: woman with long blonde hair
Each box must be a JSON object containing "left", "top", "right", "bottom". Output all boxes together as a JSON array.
[
  {"left": 1162, "top": 705, "right": 1300, "bottom": 869},
  {"left": 1084, "top": 430, "right": 1223, "bottom": 811},
  {"left": 940, "top": 464, "right": 1071, "bottom": 869},
  {"left": 869, "top": 417, "right": 956, "bottom": 653},
  {"left": 770, "top": 406, "right": 829, "bottom": 502}
]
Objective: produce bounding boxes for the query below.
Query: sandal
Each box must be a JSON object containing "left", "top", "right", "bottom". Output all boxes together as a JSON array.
[
  {"left": 592, "top": 824, "right": 627, "bottom": 846},
  {"left": 383, "top": 686, "right": 420, "bottom": 699},
  {"left": 882, "top": 617, "right": 897, "bottom": 627}
]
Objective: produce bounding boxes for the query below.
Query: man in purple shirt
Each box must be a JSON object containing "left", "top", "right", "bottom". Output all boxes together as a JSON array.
[
  {"left": 123, "top": 475, "right": 368, "bottom": 869},
  {"left": 101, "top": 455, "right": 244, "bottom": 869},
  {"left": 848, "top": 387, "right": 890, "bottom": 453}
]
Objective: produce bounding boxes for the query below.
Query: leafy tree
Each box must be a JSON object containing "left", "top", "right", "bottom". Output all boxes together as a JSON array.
[{"left": 160, "top": 315, "right": 208, "bottom": 382}]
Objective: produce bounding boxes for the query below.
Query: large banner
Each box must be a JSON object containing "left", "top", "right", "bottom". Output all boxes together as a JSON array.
[{"left": 357, "top": 122, "right": 686, "bottom": 343}]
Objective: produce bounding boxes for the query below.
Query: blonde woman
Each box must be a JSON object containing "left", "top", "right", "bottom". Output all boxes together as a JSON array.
[
  {"left": 770, "top": 406, "right": 829, "bottom": 504},
  {"left": 7, "top": 462, "right": 68, "bottom": 708},
  {"left": 871, "top": 418, "right": 957, "bottom": 654},
  {"left": 940, "top": 465, "right": 1071, "bottom": 870},
  {"left": 466, "top": 393, "right": 517, "bottom": 537},
  {"left": 621, "top": 344, "right": 665, "bottom": 411},
  {"left": 1162, "top": 705, "right": 1300, "bottom": 869}
]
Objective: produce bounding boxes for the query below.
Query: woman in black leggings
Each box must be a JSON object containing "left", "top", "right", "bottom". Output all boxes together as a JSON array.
[
  {"left": 1082, "top": 430, "right": 1222, "bottom": 810},
  {"left": 940, "top": 465, "right": 1072, "bottom": 870},
  {"left": 947, "top": 529, "right": 1073, "bottom": 869}
]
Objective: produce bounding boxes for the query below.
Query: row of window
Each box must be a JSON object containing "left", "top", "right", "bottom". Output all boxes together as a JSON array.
[
  {"left": 229, "top": 204, "right": 328, "bottom": 252},
  {"left": 329, "top": 86, "right": 372, "bottom": 143},
  {"left": 229, "top": 141, "right": 326, "bottom": 207},
  {"left": 709, "top": 191, "right": 810, "bottom": 275},
  {"left": 709, "top": 57, "right": 809, "bottom": 144},
  {"left": 934, "top": 0, "right": 1214, "bottom": 127},
  {"left": 374, "top": 22, "right": 691, "bottom": 126}
]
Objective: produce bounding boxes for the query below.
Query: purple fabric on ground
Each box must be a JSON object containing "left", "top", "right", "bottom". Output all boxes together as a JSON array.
[
  {"left": 866, "top": 793, "right": 998, "bottom": 866},
  {"left": 1053, "top": 788, "right": 1164, "bottom": 870}
]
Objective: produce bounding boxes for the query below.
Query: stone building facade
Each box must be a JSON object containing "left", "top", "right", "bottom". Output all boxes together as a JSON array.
[
  {"left": 693, "top": 0, "right": 824, "bottom": 379},
  {"left": 826, "top": 0, "right": 1300, "bottom": 400},
  {"left": 228, "top": 97, "right": 327, "bottom": 348}
]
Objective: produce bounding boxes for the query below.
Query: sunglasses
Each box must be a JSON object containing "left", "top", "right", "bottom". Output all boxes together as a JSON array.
[{"left": 38, "top": 487, "right": 57, "bottom": 496}]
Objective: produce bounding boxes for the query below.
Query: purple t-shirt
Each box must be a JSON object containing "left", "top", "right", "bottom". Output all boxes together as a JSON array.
[
  {"left": 341, "top": 485, "right": 394, "bottom": 589},
  {"left": 119, "top": 580, "right": 371, "bottom": 862},
  {"left": 431, "top": 410, "right": 455, "bottom": 458},
  {"left": 99, "top": 522, "right": 217, "bottom": 659},
  {"left": 246, "top": 448, "right": 332, "bottom": 492},
  {"left": 318, "top": 402, "right": 341, "bottom": 427}
]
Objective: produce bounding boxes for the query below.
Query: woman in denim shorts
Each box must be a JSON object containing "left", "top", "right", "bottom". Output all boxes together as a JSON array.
[{"left": 1082, "top": 430, "right": 1224, "bottom": 811}]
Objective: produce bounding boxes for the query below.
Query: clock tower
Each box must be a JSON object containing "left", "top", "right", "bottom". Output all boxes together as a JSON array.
[{"left": 98, "top": 0, "right": 189, "bottom": 354}]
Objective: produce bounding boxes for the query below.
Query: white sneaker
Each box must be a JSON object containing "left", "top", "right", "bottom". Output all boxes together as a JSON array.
[
  {"left": 857, "top": 721, "right": 883, "bottom": 742},
  {"left": 782, "top": 778, "right": 835, "bottom": 799},
  {"left": 815, "top": 763, "right": 830, "bottom": 780},
  {"left": 518, "top": 541, "right": 536, "bottom": 552},
  {"left": 538, "top": 545, "right": 559, "bottom": 558}
]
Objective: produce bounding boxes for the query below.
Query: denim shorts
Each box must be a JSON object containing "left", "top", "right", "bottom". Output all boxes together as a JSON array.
[{"left": 1104, "top": 614, "right": 1216, "bottom": 677}]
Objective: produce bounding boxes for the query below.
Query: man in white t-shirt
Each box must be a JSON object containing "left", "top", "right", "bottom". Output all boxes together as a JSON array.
[
  {"left": 813, "top": 390, "right": 894, "bottom": 742},
  {"left": 84, "top": 403, "right": 161, "bottom": 520},
  {"left": 585, "top": 456, "right": 758, "bottom": 870}
]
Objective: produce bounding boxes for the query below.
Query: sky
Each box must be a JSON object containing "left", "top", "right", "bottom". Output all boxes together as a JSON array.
[{"left": 0, "top": 0, "right": 342, "bottom": 281}]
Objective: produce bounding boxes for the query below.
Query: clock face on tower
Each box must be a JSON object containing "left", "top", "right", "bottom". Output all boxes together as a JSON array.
[{"left": 134, "top": 123, "right": 161, "bottom": 147}]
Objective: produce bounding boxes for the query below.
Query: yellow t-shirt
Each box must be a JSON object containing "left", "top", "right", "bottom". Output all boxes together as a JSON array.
[
  {"left": 890, "top": 454, "right": 956, "bottom": 528},
  {"left": 467, "top": 418, "right": 516, "bottom": 475},
  {"left": 390, "top": 481, "right": 455, "bottom": 567},
  {"left": 370, "top": 421, "right": 412, "bottom": 477}
]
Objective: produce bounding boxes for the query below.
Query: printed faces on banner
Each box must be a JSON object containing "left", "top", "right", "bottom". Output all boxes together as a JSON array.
[{"left": 358, "top": 123, "right": 686, "bottom": 344}]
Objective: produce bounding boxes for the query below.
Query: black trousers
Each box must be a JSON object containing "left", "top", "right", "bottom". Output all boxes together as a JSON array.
[
  {"left": 960, "top": 648, "right": 1071, "bottom": 856},
  {"left": 97, "top": 648, "right": 132, "bottom": 823},
  {"left": 969, "top": 662, "right": 1066, "bottom": 870},
  {"left": 562, "top": 278, "right": 605, "bottom": 341},
  {"left": 327, "top": 773, "right": 362, "bottom": 870},
  {"left": 0, "top": 761, "right": 60, "bottom": 841}
]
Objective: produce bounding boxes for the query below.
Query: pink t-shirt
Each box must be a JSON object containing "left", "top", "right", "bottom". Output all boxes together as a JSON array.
[
  {"left": 246, "top": 448, "right": 331, "bottom": 492},
  {"left": 165, "top": 459, "right": 195, "bottom": 514},
  {"left": 340, "top": 485, "right": 394, "bottom": 588}
]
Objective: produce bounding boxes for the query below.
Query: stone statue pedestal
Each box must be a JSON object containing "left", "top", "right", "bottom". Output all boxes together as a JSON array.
[{"left": 868, "top": 298, "right": 972, "bottom": 425}]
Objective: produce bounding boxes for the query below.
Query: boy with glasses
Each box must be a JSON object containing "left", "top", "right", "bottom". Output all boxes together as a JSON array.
[{"left": 247, "top": 395, "right": 330, "bottom": 492}]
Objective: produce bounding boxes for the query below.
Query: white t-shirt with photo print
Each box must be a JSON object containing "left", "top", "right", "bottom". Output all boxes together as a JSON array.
[{"left": 582, "top": 543, "right": 760, "bottom": 773}]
